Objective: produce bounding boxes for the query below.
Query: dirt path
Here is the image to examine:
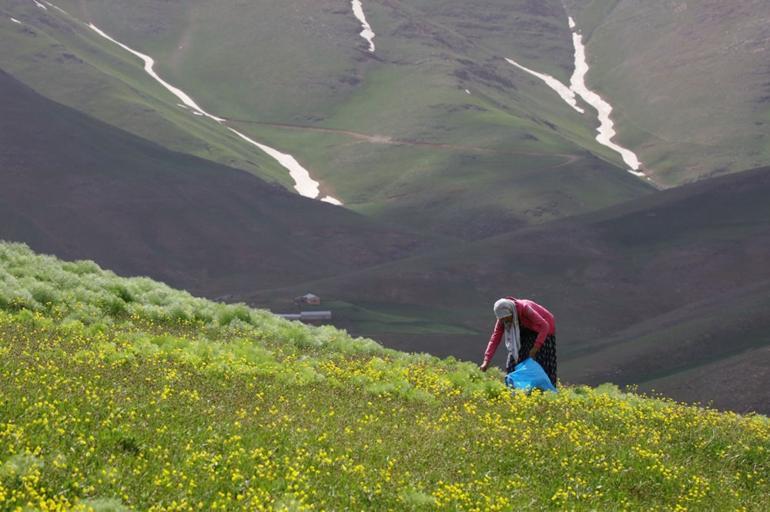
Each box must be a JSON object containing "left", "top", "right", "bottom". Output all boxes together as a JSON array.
[{"left": 225, "top": 118, "right": 583, "bottom": 164}]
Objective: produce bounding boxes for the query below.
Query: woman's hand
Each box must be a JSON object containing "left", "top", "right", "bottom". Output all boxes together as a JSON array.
[
  {"left": 529, "top": 346, "right": 540, "bottom": 359},
  {"left": 479, "top": 360, "right": 490, "bottom": 372}
]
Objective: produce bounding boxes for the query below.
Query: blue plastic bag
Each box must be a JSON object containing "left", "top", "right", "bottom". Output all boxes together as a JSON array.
[{"left": 505, "top": 358, "right": 557, "bottom": 393}]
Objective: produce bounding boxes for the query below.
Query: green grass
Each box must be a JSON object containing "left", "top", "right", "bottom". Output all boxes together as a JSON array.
[
  {"left": 0, "top": 245, "right": 768, "bottom": 511},
  {"left": 229, "top": 118, "right": 650, "bottom": 237}
]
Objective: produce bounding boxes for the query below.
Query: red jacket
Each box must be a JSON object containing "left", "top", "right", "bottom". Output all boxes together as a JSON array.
[{"left": 483, "top": 297, "right": 555, "bottom": 364}]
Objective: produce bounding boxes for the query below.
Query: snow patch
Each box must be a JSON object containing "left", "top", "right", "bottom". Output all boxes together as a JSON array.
[
  {"left": 465, "top": 89, "right": 471, "bottom": 95},
  {"left": 226, "top": 128, "right": 323, "bottom": 199},
  {"left": 351, "top": 0, "right": 375, "bottom": 53},
  {"left": 568, "top": 17, "right": 643, "bottom": 173},
  {"left": 321, "top": 196, "right": 343, "bottom": 206},
  {"left": 88, "top": 23, "right": 343, "bottom": 203},
  {"left": 89, "top": 24, "right": 225, "bottom": 122},
  {"left": 33, "top": 0, "right": 47, "bottom": 10},
  {"left": 44, "top": 1, "right": 69, "bottom": 15},
  {"left": 505, "top": 58, "right": 584, "bottom": 114},
  {"left": 10, "top": 18, "right": 22, "bottom": 24}
]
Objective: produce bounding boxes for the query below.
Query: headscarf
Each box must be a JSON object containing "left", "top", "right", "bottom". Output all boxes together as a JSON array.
[{"left": 493, "top": 298, "right": 521, "bottom": 359}]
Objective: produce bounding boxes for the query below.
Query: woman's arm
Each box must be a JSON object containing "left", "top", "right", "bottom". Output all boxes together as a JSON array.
[{"left": 480, "top": 320, "right": 504, "bottom": 370}]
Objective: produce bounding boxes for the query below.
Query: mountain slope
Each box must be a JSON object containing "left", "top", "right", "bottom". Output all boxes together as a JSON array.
[
  {"left": 565, "top": 280, "right": 770, "bottom": 413},
  {"left": 2, "top": 0, "right": 654, "bottom": 238},
  {"left": 0, "top": 0, "right": 300, "bottom": 188},
  {"left": 0, "top": 69, "right": 441, "bottom": 295},
  {"left": 565, "top": 0, "right": 770, "bottom": 184},
  {"left": 0, "top": 242, "right": 767, "bottom": 510}
]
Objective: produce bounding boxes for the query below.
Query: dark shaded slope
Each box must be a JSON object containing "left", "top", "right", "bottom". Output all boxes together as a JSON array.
[
  {"left": 564, "top": 279, "right": 770, "bottom": 413},
  {"left": 640, "top": 346, "right": 770, "bottom": 415},
  {"left": 0, "top": 70, "right": 440, "bottom": 295},
  {"left": 246, "top": 165, "right": 770, "bottom": 410}
]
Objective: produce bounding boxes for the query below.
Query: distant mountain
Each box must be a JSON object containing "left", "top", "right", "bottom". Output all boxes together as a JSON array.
[
  {"left": 0, "top": 70, "right": 440, "bottom": 295},
  {"left": 5, "top": 1, "right": 767, "bottom": 231},
  {"left": 247, "top": 165, "right": 770, "bottom": 412}
]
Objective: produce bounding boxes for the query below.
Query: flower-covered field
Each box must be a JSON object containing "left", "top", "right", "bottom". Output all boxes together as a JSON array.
[{"left": 0, "top": 242, "right": 768, "bottom": 511}]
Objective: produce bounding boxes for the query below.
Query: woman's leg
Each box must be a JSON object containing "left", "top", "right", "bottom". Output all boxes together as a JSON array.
[
  {"left": 539, "top": 335, "right": 558, "bottom": 385},
  {"left": 505, "top": 352, "right": 517, "bottom": 374},
  {"left": 518, "top": 330, "right": 557, "bottom": 385},
  {"left": 517, "top": 328, "right": 538, "bottom": 363}
]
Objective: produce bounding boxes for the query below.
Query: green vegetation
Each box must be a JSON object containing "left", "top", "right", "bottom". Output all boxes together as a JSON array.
[{"left": 1, "top": 242, "right": 768, "bottom": 511}]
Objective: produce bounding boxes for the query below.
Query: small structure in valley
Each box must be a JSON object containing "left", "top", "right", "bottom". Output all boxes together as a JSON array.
[
  {"left": 277, "top": 311, "right": 332, "bottom": 322},
  {"left": 278, "top": 293, "right": 329, "bottom": 322},
  {"left": 294, "top": 293, "right": 321, "bottom": 306}
]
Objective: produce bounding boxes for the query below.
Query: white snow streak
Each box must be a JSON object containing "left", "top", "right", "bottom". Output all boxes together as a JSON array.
[
  {"left": 33, "top": 0, "right": 47, "bottom": 10},
  {"left": 226, "top": 128, "right": 321, "bottom": 199},
  {"left": 505, "top": 16, "right": 644, "bottom": 175},
  {"left": 88, "top": 23, "right": 342, "bottom": 203},
  {"left": 505, "top": 57, "right": 584, "bottom": 114},
  {"left": 10, "top": 17, "right": 22, "bottom": 24},
  {"left": 321, "top": 196, "right": 343, "bottom": 205},
  {"left": 351, "top": 0, "right": 375, "bottom": 53},
  {"left": 44, "top": 1, "right": 69, "bottom": 15},
  {"left": 568, "top": 17, "right": 641, "bottom": 172},
  {"left": 88, "top": 24, "right": 225, "bottom": 123}
]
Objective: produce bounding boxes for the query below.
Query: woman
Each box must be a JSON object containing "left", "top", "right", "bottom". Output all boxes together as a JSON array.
[{"left": 479, "top": 296, "right": 557, "bottom": 385}]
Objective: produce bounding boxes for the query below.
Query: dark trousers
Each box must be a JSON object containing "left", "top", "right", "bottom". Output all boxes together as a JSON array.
[{"left": 505, "top": 328, "right": 557, "bottom": 385}]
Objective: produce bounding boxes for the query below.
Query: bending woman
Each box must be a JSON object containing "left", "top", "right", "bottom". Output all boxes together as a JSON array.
[{"left": 479, "top": 297, "right": 557, "bottom": 385}]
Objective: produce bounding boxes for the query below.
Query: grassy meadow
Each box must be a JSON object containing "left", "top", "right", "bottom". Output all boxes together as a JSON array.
[{"left": 0, "top": 242, "right": 768, "bottom": 511}]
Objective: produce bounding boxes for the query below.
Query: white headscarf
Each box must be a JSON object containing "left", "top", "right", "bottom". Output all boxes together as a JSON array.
[{"left": 493, "top": 298, "right": 521, "bottom": 358}]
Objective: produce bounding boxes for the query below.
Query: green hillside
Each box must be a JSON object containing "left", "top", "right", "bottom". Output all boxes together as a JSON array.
[
  {"left": 1, "top": 243, "right": 768, "bottom": 511},
  {"left": 565, "top": 0, "right": 770, "bottom": 184},
  {"left": 1, "top": 0, "right": 653, "bottom": 238}
]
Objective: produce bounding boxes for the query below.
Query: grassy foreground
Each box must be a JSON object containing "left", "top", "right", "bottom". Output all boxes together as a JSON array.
[{"left": 0, "top": 242, "right": 768, "bottom": 511}]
